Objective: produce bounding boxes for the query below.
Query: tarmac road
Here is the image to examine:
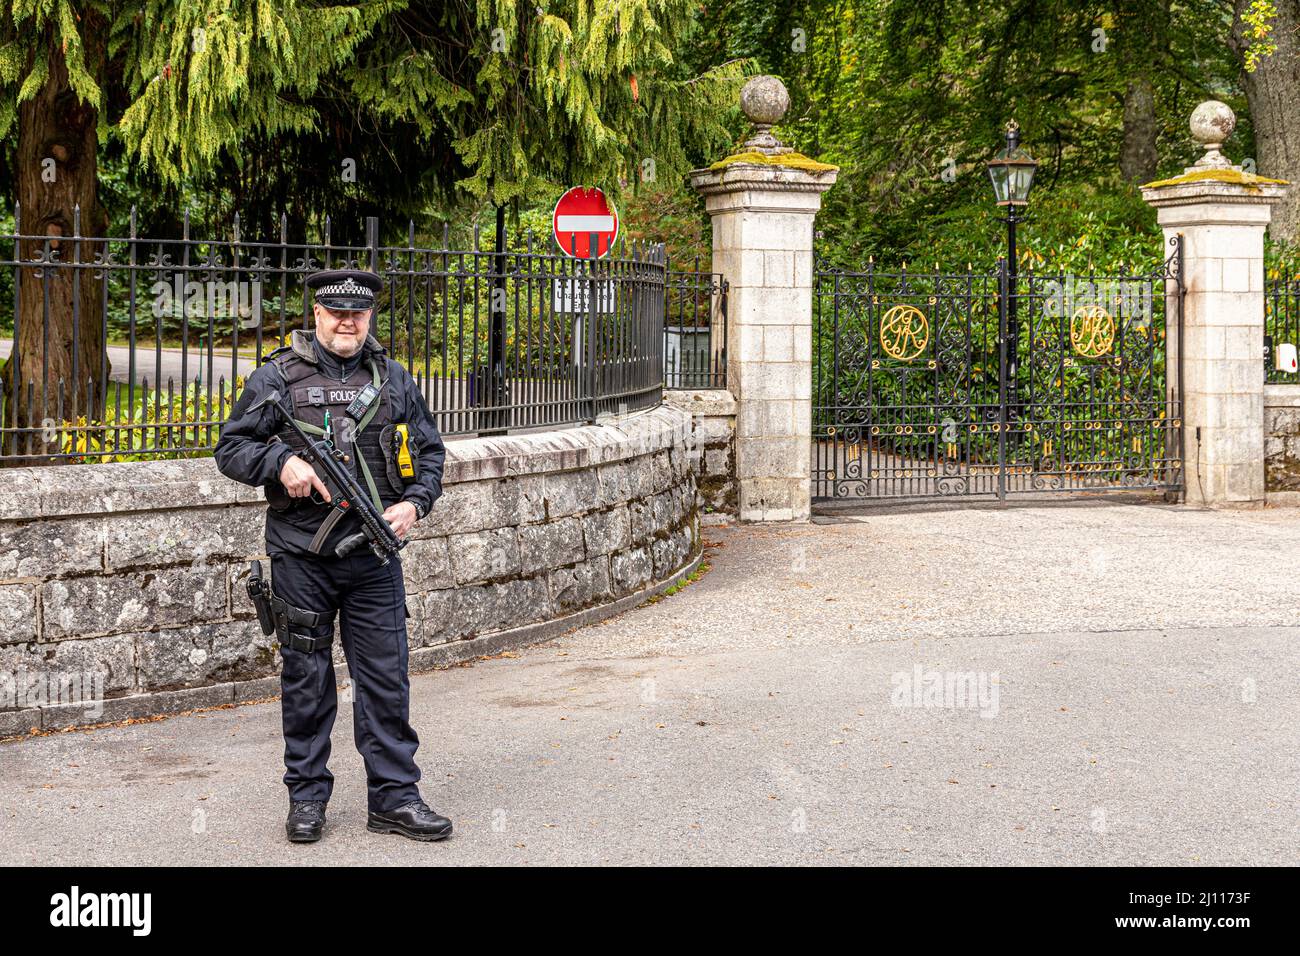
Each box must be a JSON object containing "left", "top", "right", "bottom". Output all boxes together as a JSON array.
[{"left": 2, "top": 498, "right": 1297, "bottom": 866}]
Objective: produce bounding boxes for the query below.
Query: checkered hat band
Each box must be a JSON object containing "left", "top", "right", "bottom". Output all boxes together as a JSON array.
[{"left": 317, "top": 279, "right": 374, "bottom": 298}]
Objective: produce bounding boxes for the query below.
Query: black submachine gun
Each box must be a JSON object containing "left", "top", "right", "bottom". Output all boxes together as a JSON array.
[{"left": 251, "top": 389, "right": 406, "bottom": 565}]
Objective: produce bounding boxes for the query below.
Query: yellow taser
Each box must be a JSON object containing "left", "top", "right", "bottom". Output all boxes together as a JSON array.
[{"left": 394, "top": 424, "right": 415, "bottom": 478}]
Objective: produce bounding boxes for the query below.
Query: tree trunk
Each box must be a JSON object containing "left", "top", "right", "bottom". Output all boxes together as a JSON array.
[
  {"left": 1233, "top": 0, "right": 1300, "bottom": 243},
  {"left": 1120, "top": 78, "right": 1159, "bottom": 183},
  {"left": 2, "top": 21, "right": 109, "bottom": 463}
]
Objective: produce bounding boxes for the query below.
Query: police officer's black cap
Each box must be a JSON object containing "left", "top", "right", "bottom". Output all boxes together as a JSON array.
[{"left": 306, "top": 269, "right": 383, "bottom": 312}]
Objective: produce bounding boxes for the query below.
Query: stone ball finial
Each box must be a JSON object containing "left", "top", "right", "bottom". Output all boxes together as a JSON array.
[
  {"left": 739, "top": 76, "right": 792, "bottom": 155},
  {"left": 740, "top": 75, "right": 790, "bottom": 126},
  {"left": 1189, "top": 101, "right": 1236, "bottom": 169},
  {"left": 1190, "top": 100, "right": 1236, "bottom": 146}
]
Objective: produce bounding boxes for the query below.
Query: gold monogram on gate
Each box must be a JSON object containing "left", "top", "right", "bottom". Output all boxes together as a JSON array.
[
  {"left": 1070, "top": 304, "right": 1116, "bottom": 358},
  {"left": 878, "top": 305, "right": 929, "bottom": 361}
]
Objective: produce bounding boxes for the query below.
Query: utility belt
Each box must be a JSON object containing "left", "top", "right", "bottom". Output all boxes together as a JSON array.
[{"left": 246, "top": 560, "right": 335, "bottom": 653}]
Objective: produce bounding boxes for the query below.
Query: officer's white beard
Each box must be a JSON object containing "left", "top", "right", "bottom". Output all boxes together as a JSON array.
[{"left": 316, "top": 324, "right": 366, "bottom": 358}]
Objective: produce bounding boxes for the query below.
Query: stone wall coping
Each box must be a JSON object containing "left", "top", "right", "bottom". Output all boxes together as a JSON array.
[
  {"left": 663, "top": 388, "right": 738, "bottom": 418},
  {"left": 0, "top": 404, "right": 692, "bottom": 521},
  {"left": 1264, "top": 383, "right": 1300, "bottom": 408}
]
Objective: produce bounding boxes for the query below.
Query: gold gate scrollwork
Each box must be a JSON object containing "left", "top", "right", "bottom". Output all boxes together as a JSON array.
[
  {"left": 878, "top": 304, "right": 929, "bottom": 361},
  {"left": 1070, "top": 304, "right": 1116, "bottom": 358}
]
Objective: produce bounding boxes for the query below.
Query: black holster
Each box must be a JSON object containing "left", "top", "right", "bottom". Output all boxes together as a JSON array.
[{"left": 245, "top": 560, "right": 335, "bottom": 653}]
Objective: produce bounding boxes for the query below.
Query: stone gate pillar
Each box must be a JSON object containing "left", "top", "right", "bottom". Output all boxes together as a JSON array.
[
  {"left": 1142, "top": 101, "right": 1289, "bottom": 508},
  {"left": 689, "top": 76, "right": 837, "bottom": 521}
]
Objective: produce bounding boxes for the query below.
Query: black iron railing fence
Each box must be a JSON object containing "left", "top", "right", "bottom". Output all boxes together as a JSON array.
[
  {"left": 664, "top": 258, "right": 727, "bottom": 389},
  {"left": 812, "top": 241, "right": 1184, "bottom": 501},
  {"left": 1266, "top": 277, "right": 1300, "bottom": 383},
  {"left": 0, "top": 208, "right": 692, "bottom": 464}
]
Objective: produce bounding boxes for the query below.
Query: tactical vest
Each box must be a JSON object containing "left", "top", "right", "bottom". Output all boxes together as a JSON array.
[{"left": 263, "top": 330, "right": 416, "bottom": 514}]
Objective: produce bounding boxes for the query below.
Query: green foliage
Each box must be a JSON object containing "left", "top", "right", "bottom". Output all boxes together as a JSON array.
[
  {"left": 53, "top": 375, "right": 245, "bottom": 463},
  {"left": 622, "top": 184, "right": 709, "bottom": 266},
  {"left": 1266, "top": 237, "right": 1300, "bottom": 281},
  {"left": 0, "top": 0, "right": 109, "bottom": 142},
  {"left": 112, "top": 1, "right": 382, "bottom": 183},
  {"left": 818, "top": 179, "right": 1165, "bottom": 273},
  {"left": 695, "top": 0, "right": 1246, "bottom": 272},
  {"left": 1, "top": 2, "right": 753, "bottom": 241},
  {"left": 1241, "top": 0, "right": 1279, "bottom": 72},
  {"left": 443, "top": 0, "right": 752, "bottom": 207}
]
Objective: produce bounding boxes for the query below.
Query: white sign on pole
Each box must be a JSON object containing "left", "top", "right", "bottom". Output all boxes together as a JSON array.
[{"left": 552, "top": 276, "right": 614, "bottom": 314}]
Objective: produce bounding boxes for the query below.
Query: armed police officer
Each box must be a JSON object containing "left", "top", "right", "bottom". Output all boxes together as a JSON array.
[{"left": 215, "top": 268, "right": 452, "bottom": 844}]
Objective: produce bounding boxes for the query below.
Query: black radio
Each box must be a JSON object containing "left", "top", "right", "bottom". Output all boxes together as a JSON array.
[{"left": 345, "top": 382, "right": 380, "bottom": 419}]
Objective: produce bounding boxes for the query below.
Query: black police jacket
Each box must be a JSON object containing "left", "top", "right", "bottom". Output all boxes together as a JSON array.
[{"left": 214, "top": 332, "right": 447, "bottom": 557}]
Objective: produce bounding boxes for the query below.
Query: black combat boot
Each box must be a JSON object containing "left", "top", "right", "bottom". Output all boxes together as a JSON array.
[
  {"left": 367, "top": 799, "right": 453, "bottom": 842},
  {"left": 286, "top": 800, "right": 327, "bottom": 843}
]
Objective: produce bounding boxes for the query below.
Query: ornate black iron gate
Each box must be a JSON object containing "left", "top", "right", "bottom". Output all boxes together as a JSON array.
[{"left": 812, "top": 238, "right": 1184, "bottom": 501}]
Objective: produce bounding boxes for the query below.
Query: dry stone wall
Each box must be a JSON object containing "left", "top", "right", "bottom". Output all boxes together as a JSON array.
[{"left": 0, "top": 405, "right": 702, "bottom": 736}]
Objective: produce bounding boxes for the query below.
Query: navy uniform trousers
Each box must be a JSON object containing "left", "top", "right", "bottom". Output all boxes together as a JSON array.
[{"left": 270, "top": 548, "right": 421, "bottom": 813}]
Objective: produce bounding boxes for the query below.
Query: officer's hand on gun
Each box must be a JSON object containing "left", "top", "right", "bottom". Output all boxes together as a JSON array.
[
  {"left": 381, "top": 501, "right": 418, "bottom": 540},
  {"left": 280, "top": 454, "right": 416, "bottom": 540},
  {"left": 280, "top": 455, "right": 332, "bottom": 502}
]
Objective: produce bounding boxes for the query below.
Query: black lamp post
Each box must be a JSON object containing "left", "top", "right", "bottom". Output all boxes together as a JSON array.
[{"left": 986, "top": 120, "right": 1038, "bottom": 413}]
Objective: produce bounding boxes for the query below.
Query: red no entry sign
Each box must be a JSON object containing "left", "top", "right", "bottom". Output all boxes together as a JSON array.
[{"left": 553, "top": 187, "right": 619, "bottom": 259}]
